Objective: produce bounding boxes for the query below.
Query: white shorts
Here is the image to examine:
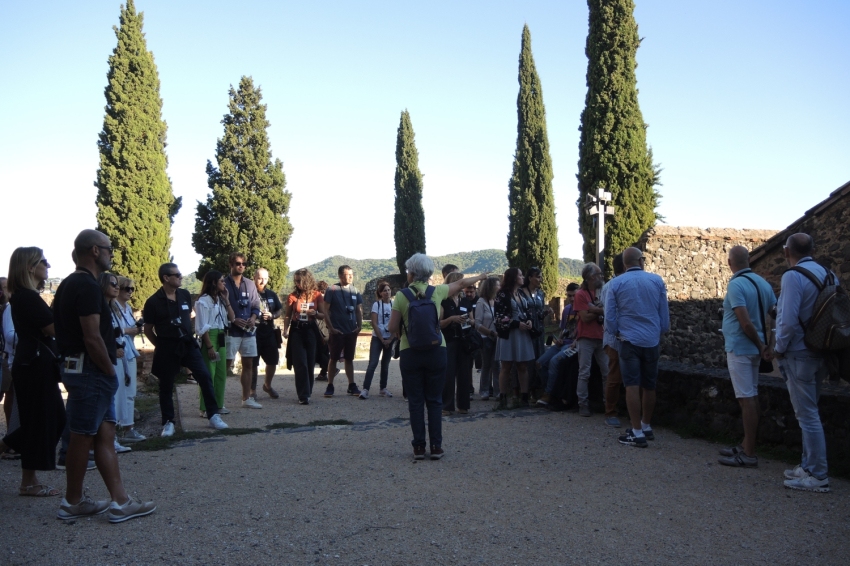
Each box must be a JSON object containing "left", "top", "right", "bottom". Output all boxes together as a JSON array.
[
  {"left": 727, "top": 351, "right": 759, "bottom": 398},
  {"left": 226, "top": 334, "right": 258, "bottom": 360}
]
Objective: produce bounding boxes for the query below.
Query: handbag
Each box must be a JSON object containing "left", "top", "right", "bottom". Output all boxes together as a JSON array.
[
  {"left": 461, "top": 328, "right": 483, "bottom": 354},
  {"left": 274, "top": 327, "right": 283, "bottom": 348},
  {"left": 739, "top": 274, "right": 774, "bottom": 374}
]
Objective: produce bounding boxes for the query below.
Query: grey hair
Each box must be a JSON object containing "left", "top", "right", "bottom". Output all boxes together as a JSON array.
[
  {"left": 405, "top": 253, "right": 434, "bottom": 283},
  {"left": 581, "top": 263, "right": 600, "bottom": 281}
]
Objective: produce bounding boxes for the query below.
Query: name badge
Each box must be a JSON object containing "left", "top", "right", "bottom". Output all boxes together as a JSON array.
[
  {"left": 181, "top": 304, "right": 189, "bottom": 310},
  {"left": 242, "top": 292, "right": 247, "bottom": 297}
]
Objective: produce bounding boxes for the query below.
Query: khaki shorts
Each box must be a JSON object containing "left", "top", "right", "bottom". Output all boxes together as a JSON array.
[{"left": 226, "top": 334, "right": 258, "bottom": 360}]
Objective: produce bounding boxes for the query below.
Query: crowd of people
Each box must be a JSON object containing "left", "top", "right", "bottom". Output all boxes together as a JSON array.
[{"left": 0, "top": 230, "right": 838, "bottom": 526}]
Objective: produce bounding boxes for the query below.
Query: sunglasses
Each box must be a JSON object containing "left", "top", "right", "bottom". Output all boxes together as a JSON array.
[
  {"left": 109, "top": 281, "right": 119, "bottom": 288},
  {"left": 121, "top": 286, "right": 135, "bottom": 293},
  {"left": 233, "top": 262, "right": 247, "bottom": 267},
  {"left": 166, "top": 272, "right": 182, "bottom": 279}
]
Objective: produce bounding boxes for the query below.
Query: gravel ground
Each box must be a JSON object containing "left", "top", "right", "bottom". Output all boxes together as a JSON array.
[{"left": 1, "top": 359, "right": 849, "bottom": 565}]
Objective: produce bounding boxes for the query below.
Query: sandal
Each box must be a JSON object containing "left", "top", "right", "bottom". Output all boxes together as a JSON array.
[
  {"left": 19, "top": 484, "right": 61, "bottom": 497},
  {"left": 1, "top": 449, "right": 21, "bottom": 460},
  {"left": 263, "top": 384, "right": 279, "bottom": 399}
]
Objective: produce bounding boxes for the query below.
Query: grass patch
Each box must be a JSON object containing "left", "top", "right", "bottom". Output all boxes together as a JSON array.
[
  {"left": 265, "top": 422, "right": 302, "bottom": 431},
  {"left": 307, "top": 419, "right": 353, "bottom": 426}
]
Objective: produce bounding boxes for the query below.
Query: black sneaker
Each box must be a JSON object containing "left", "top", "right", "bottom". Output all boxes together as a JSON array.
[
  {"left": 413, "top": 446, "right": 426, "bottom": 460},
  {"left": 618, "top": 429, "right": 648, "bottom": 448},
  {"left": 316, "top": 373, "right": 328, "bottom": 382},
  {"left": 323, "top": 384, "right": 334, "bottom": 398},
  {"left": 430, "top": 446, "right": 445, "bottom": 460},
  {"left": 299, "top": 398, "right": 309, "bottom": 405},
  {"left": 643, "top": 429, "right": 655, "bottom": 441},
  {"left": 347, "top": 383, "right": 361, "bottom": 396}
]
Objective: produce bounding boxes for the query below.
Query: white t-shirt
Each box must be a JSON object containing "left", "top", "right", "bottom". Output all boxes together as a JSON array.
[{"left": 371, "top": 300, "right": 393, "bottom": 339}]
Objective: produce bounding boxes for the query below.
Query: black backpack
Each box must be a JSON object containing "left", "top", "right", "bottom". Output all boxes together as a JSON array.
[
  {"left": 789, "top": 265, "right": 850, "bottom": 353},
  {"left": 399, "top": 286, "right": 442, "bottom": 350}
]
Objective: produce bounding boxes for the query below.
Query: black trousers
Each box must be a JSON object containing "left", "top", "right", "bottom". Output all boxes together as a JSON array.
[
  {"left": 152, "top": 340, "right": 219, "bottom": 425},
  {"left": 289, "top": 327, "right": 317, "bottom": 402},
  {"left": 443, "top": 340, "right": 471, "bottom": 412}
]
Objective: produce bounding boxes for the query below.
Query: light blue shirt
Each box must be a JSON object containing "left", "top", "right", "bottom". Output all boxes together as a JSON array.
[
  {"left": 605, "top": 267, "right": 670, "bottom": 348},
  {"left": 722, "top": 268, "right": 777, "bottom": 355},
  {"left": 775, "top": 258, "right": 831, "bottom": 354}
]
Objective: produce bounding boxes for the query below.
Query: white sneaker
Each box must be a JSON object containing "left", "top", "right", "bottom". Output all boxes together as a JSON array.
[
  {"left": 209, "top": 414, "right": 229, "bottom": 430},
  {"left": 161, "top": 422, "right": 175, "bottom": 437},
  {"left": 480, "top": 392, "right": 490, "bottom": 401},
  {"left": 199, "top": 411, "right": 207, "bottom": 418},
  {"left": 784, "top": 474, "right": 830, "bottom": 493},
  {"left": 380, "top": 388, "right": 393, "bottom": 398},
  {"left": 114, "top": 440, "right": 132, "bottom": 454},
  {"left": 784, "top": 465, "right": 808, "bottom": 480},
  {"left": 218, "top": 407, "right": 231, "bottom": 414},
  {"left": 242, "top": 398, "right": 263, "bottom": 409},
  {"left": 359, "top": 389, "right": 369, "bottom": 400}
]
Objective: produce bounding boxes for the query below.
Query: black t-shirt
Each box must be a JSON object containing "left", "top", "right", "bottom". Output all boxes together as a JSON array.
[
  {"left": 441, "top": 296, "right": 476, "bottom": 342},
  {"left": 54, "top": 270, "right": 117, "bottom": 364},
  {"left": 143, "top": 287, "right": 193, "bottom": 340},
  {"left": 256, "top": 289, "right": 282, "bottom": 338},
  {"left": 9, "top": 288, "right": 55, "bottom": 365}
]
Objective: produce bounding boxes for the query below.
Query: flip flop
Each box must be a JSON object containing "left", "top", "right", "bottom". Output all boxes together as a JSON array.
[
  {"left": 262, "top": 384, "right": 279, "bottom": 399},
  {"left": 1, "top": 450, "right": 21, "bottom": 460},
  {"left": 19, "top": 484, "right": 61, "bottom": 497}
]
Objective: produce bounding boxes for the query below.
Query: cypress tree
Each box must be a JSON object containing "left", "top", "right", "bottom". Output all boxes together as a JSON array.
[
  {"left": 95, "top": 0, "right": 180, "bottom": 306},
  {"left": 393, "top": 110, "right": 426, "bottom": 274},
  {"left": 577, "top": 0, "right": 660, "bottom": 274},
  {"left": 193, "top": 76, "right": 292, "bottom": 286},
  {"left": 506, "top": 25, "right": 559, "bottom": 298}
]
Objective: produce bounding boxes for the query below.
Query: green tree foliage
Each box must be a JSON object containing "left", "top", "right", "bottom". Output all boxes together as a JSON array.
[
  {"left": 95, "top": 0, "right": 180, "bottom": 306},
  {"left": 393, "top": 110, "right": 426, "bottom": 274},
  {"left": 506, "top": 25, "right": 559, "bottom": 297},
  {"left": 577, "top": 0, "right": 661, "bottom": 274},
  {"left": 193, "top": 76, "right": 292, "bottom": 287}
]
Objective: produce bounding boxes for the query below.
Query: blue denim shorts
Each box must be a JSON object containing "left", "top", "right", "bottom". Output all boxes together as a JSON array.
[
  {"left": 62, "top": 364, "right": 118, "bottom": 435},
  {"left": 619, "top": 341, "right": 660, "bottom": 390}
]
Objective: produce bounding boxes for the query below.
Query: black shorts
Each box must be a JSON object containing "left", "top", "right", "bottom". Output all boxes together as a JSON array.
[
  {"left": 329, "top": 332, "right": 358, "bottom": 361},
  {"left": 255, "top": 331, "right": 280, "bottom": 366}
]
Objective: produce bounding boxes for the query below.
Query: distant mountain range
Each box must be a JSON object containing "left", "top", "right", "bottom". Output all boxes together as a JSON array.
[{"left": 288, "top": 250, "right": 585, "bottom": 286}]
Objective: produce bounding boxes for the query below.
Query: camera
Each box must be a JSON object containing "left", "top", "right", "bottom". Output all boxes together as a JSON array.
[
  {"left": 237, "top": 298, "right": 249, "bottom": 308},
  {"left": 135, "top": 318, "right": 144, "bottom": 328},
  {"left": 170, "top": 317, "right": 183, "bottom": 328},
  {"left": 517, "top": 313, "right": 528, "bottom": 323},
  {"left": 346, "top": 305, "right": 355, "bottom": 313},
  {"left": 115, "top": 340, "right": 124, "bottom": 350}
]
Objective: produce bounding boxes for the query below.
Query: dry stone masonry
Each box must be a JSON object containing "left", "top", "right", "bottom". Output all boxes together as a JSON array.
[{"left": 637, "top": 226, "right": 777, "bottom": 367}]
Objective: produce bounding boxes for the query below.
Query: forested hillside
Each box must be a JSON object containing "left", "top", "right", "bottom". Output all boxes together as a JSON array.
[{"left": 280, "top": 250, "right": 584, "bottom": 286}]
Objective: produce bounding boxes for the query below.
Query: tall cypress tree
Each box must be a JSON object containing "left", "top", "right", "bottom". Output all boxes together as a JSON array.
[
  {"left": 577, "top": 0, "right": 660, "bottom": 274},
  {"left": 95, "top": 0, "right": 180, "bottom": 305},
  {"left": 506, "top": 25, "right": 559, "bottom": 298},
  {"left": 393, "top": 110, "right": 426, "bottom": 274},
  {"left": 193, "top": 76, "right": 292, "bottom": 286}
]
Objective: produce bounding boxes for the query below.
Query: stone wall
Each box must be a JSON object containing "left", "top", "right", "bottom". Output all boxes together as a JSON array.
[
  {"left": 653, "top": 361, "right": 850, "bottom": 470},
  {"left": 749, "top": 181, "right": 850, "bottom": 292},
  {"left": 637, "top": 226, "right": 778, "bottom": 367}
]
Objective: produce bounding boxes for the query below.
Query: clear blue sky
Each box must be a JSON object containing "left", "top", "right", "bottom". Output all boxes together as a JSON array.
[{"left": 1, "top": 0, "right": 848, "bottom": 282}]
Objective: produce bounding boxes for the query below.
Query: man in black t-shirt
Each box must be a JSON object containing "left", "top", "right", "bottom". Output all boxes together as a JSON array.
[
  {"left": 251, "top": 268, "right": 282, "bottom": 399},
  {"left": 143, "top": 263, "right": 230, "bottom": 436},
  {"left": 54, "top": 229, "right": 155, "bottom": 523}
]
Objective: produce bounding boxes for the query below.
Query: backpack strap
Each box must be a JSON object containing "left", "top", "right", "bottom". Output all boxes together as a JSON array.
[
  {"left": 424, "top": 286, "right": 435, "bottom": 300},
  {"left": 398, "top": 287, "right": 417, "bottom": 337},
  {"left": 789, "top": 265, "right": 826, "bottom": 291}
]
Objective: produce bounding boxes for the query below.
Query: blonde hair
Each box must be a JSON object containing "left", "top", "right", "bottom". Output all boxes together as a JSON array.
[
  {"left": 7, "top": 247, "right": 43, "bottom": 295},
  {"left": 444, "top": 272, "right": 464, "bottom": 285}
]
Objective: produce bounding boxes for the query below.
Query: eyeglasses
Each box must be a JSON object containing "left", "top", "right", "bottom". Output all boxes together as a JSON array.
[
  {"left": 96, "top": 245, "right": 116, "bottom": 255},
  {"left": 121, "top": 286, "right": 135, "bottom": 293},
  {"left": 166, "top": 272, "right": 182, "bottom": 279},
  {"left": 233, "top": 262, "right": 247, "bottom": 267}
]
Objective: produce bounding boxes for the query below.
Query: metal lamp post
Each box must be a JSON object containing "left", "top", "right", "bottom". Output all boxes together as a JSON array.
[{"left": 585, "top": 187, "right": 615, "bottom": 269}]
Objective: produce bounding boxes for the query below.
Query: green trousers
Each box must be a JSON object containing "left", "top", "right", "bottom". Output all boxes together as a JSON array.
[{"left": 200, "top": 328, "right": 227, "bottom": 412}]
